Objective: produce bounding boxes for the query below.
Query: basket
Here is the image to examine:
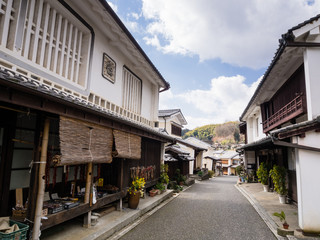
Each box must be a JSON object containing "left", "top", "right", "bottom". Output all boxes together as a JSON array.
[
  {"left": 0, "top": 220, "right": 29, "bottom": 240},
  {"left": 11, "top": 210, "right": 27, "bottom": 222}
]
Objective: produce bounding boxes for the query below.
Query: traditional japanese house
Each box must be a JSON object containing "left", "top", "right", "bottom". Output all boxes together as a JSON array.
[
  {"left": 238, "top": 14, "right": 320, "bottom": 234},
  {"left": 0, "top": 0, "right": 173, "bottom": 238},
  {"left": 158, "top": 109, "right": 207, "bottom": 176},
  {"left": 164, "top": 145, "right": 194, "bottom": 179}
]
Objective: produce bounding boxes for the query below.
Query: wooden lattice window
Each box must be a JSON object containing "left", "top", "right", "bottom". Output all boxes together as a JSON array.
[
  {"left": 171, "top": 124, "right": 182, "bottom": 136},
  {"left": 122, "top": 67, "right": 142, "bottom": 114},
  {"left": 0, "top": 0, "right": 91, "bottom": 87}
]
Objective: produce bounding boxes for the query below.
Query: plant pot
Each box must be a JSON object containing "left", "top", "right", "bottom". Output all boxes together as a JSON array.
[
  {"left": 128, "top": 191, "right": 140, "bottom": 209},
  {"left": 283, "top": 222, "right": 289, "bottom": 229},
  {"left": 279, "top": 195, "right": 286, "bottom": 204},
  {"left": 263, "top": 184, "right": 269, "bottom": 192},
  {"left": 149, "top": 189, "right": 157, "bottom": 197}
]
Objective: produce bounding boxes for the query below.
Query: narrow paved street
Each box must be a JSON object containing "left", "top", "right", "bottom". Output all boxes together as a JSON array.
[{"left": 119, "top": 176, "right": 276, "bottom": 240}]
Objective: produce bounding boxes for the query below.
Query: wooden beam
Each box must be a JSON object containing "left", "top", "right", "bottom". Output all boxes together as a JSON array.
[
  {"left": 273, "top": 140, "right": 320, "bottom": 153},
  {"left": 41, "top": 190, "right": 126, "bottom": 230}
]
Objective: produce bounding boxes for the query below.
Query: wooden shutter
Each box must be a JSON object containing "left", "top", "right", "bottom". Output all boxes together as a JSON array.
[
  {"left": 113, "top": 130, "right": 141, "bottom": 160},
  {"left": 59, "top": 117, "right": 112, "bottom": 165}
]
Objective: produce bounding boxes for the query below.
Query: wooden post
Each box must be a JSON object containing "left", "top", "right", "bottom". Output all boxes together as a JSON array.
[
  {"left": 83, "top": 162, "right": 92, "bottom": 228},
  {"left": 119, "top": 159, "right": 123, "bottom": 211},
  {"left": 32, "top": 118, "right": 50, "bottom": 240}
]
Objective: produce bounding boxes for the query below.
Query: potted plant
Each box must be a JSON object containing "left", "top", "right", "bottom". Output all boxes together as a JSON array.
[
  {"left": 174, "top": 169, "right": 186, "bottom": 185},
  {"left": 127, "top": 177, "right": 145, "bottom": 209},
  {"left": 235, "top": 165, "right": 244, "bottom": 182},
  {"left": 269, "top": 165, "right": 288, "bottom": 204},
  {"left": 155, "top": 182, "right": 165, "bottom": 194},
  {"left": 273, "top": 211, "right": 289, "bottom": 229},
  {"left": 149, "top": 189, "right": 158, "bottom": 197},
  {"left": 159, "top": 164, "right": 169, "bottom": 190},
  {"left": 257, "top": 162, "right": 269, "bottom": 192}
]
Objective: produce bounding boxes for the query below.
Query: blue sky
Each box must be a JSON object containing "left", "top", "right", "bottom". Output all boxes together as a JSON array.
[{"left": 107, "top": 0, "right": 319, "bottom": 129}]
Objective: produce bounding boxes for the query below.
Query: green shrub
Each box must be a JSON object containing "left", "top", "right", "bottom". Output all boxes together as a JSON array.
[
  {"left": 257, "top": 162, "right": 269, "bottom": 185},
  {"left": 208, "top": 170, "right": 214, "bottom": 178},
  {"left": 155, "top": 182, "right": 165, "bottom": 191},
  {"left": 269, "top": 165, "right": 287, "bottom": 195}
]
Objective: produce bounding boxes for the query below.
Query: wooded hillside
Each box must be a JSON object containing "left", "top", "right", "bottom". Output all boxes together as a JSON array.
[{"left": 182, "top": 121, "right": 243, "bottom": 145}]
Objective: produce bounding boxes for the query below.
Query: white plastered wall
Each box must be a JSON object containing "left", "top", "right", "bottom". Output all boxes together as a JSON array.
[
  {"left": 304, "top": 48, "right": 320, "bottom": 121},
  {"left": 294, "top": 132, "right": 320, "bottom": 233}
]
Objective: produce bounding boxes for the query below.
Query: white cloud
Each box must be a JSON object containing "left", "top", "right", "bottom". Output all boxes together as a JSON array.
[
  {"left": 107, "top": 1, "right": 118, "bottom": 13},
  {"left": 141, "top": 0, "right": 320, "bottom": 69},
  {"left": 160, "top": 75, "right": 261, "bottom": 129}
]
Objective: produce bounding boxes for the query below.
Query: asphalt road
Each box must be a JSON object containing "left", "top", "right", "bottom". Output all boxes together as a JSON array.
[{"left": 119, "top": 176, "right": 276, "bottom": 240}]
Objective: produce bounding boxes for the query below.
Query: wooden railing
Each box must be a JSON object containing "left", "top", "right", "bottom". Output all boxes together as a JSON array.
[{"left": 263, "top": 94, "right": 305, "bottom": 133}]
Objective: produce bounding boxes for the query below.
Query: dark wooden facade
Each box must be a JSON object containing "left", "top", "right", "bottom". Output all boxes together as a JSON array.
[
  {"left": 261, "top": 65, "right": 307, "bottom": 133},
  {"left": 0, "top": 80, "right": 169, "bottom": 232}
]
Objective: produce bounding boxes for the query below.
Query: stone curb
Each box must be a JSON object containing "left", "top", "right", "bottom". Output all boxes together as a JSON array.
[
  {"left": 83, "top": 190, "right": 174, "bottom": 240},
  {"left": 235, "top": 184, "right": 295, "bottom": 240},
  {"left": 107, "top": 184, "right": 193, "bottom": 240}
]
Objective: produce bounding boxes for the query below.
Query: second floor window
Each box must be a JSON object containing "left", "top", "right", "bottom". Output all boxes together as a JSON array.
[
  {"left": 122, "top": 67, "right": 142, "bottom": 114},
  {"left": 0, "top": 0, "right": 91, "bottom": 87},
  {"left": 171, "top": 124, "right": 182, "bottom": 136},
  {"left": 255, "top": 117, "right": 259, "bottom": 137}
]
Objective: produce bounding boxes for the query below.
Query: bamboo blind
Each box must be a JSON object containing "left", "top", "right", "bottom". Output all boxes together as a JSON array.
[
  {"left": 113, "top": 130, "right": 141, "bottom": 160},
  {"left": 59, "top": 116, "right": 113, "bottom": 165}
]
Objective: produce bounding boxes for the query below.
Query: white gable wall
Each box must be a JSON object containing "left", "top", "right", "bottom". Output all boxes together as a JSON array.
[
  {"left": 246, "top": 109, "right": 265, "bottom": 144},
  {"left": 294, "top": 132, "right": 320, "bottom": 232}
]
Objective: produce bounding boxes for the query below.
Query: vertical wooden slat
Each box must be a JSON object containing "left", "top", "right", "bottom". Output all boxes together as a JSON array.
[
  {"left": 39, "top": 3, "right": 50, "bottom": 66},
  {"left": 46, "top": 8, "right": 56, "bottom": 70},
  {"left": 23, "top": 0, "right": 35, "bottom": 58},
  {"left": 65, "top": 24, "right": 73, "bottom": 78},
  {"left": 31, "top": 0, "right": 44, "bottom": 62},
  {"left": 75, "top": 31, "right": 82, "bottom": 84},
  {"left": 58, "top": 19, "right": 68, "bottom": 75},
  {"left": 53, "top": 14, "right": 62, "bottom": 73},
  {"left": 1, "top": 0, "right": 13, "bottom": 47},
  {"left": 123, "top": 69, "right": 127, "bottom": 110},
  {"left": 70, "top": 28, "right": 78, "bottom": 82}
]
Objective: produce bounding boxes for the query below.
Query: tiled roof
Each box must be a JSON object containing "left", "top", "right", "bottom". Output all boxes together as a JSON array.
[
  {"left": 240, "top": 14, "right": 320, "bottom": 121},
  {"left": 0, "top": 67, "right": 175, "bottom": 141},
  {"left": 158, "top": 109, "right": 181, "bottom": 117},
  {"left": 176, "top": 138, "right": 207, "bottom": 151},
  {"left": 165, "top": 145, "right": 190, "bottom": 155},
  {"left": 219, "top": 151, "right": 240, "bottom": 159}
]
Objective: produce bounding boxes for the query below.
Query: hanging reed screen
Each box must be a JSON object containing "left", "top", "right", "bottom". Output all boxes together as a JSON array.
[
  {"left": 113, "top": 130, "right": 141, "bottom": 160},
  {"left": 59, "top": 116, "right": 113, "bottom": 165}
]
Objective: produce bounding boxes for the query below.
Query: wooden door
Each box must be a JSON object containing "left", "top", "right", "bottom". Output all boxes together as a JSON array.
[{"left": 0, "top": 108, "right": 16, "bottom": 216}]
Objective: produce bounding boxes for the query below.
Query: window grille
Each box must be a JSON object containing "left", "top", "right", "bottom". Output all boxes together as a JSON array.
[
  {"left": 122, "top": 67, "right": 142, "bottom": 114},
  {"left": 0, "top": 0, "right": 91, "bottom": 87}
]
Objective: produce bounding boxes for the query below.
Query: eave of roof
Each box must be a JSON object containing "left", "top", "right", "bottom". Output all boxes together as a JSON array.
[
  {"left": 240, "top": 14, "right": 320, "bottom": 121},
  {"left": 158, "top": 109, "right": 187, "bottom": 125},
  {"left": 237, "top": 137, "right": 273, "bottom": 151},
  {"left": 98, "top": 0, "right": 170, "bottom": 91},
  {"left": 176, "top": 138, "right": 207, "bottom": 151},
  {"left": 0, "top": 68, "right": 175, "bottom": 142},
  {"left": 270, "top": 115, "right": 320, "bottom": 139}
]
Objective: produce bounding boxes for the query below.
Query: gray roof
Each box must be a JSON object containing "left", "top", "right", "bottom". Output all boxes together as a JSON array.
[
  {"left": 159, "top": 109, "right": 181, "bottom": 117},
  {"left": 165, "top": 145, "right": 190, "bottom": 155},
  {"left": 158, "top": 109, "right": 187, "bottom": 125},
  {"left": 0, "top": 68, "right": 175, "bottom": 142},
  {"left": 219, "top": 151, "right": 240, "bottom": 159},
  {"left": 240, "top": 14, "right": 320, "bottom": 121},
  {"left": 176, "top": 138, "right": 207, "bottom": 151}
]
